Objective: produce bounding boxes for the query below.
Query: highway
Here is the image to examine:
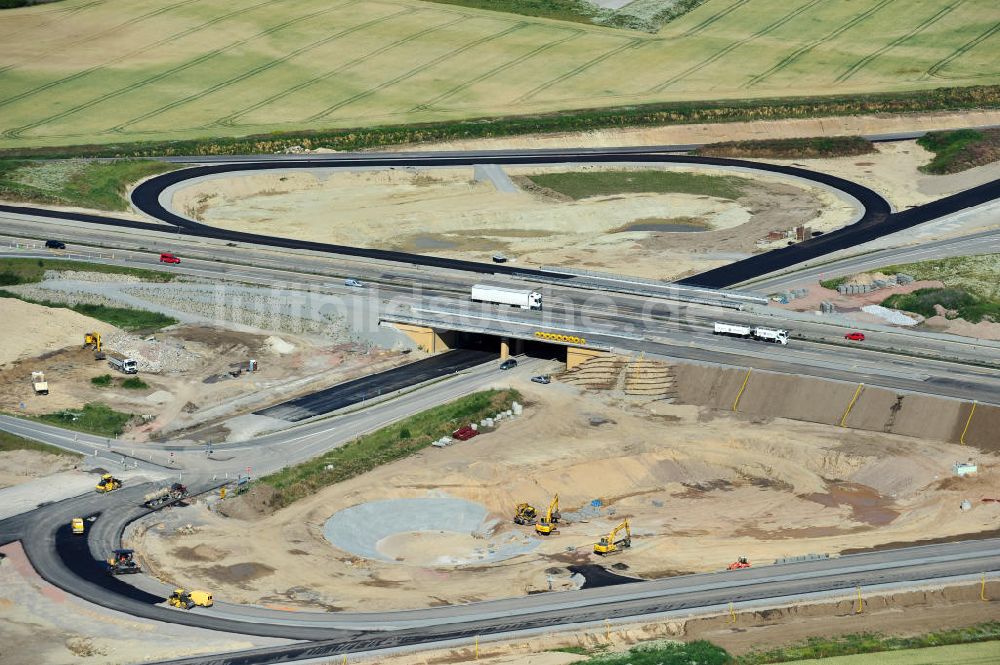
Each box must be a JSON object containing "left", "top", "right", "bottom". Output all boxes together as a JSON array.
[{"left": 1, "top": 145, "right": 999, "bottom": 663}]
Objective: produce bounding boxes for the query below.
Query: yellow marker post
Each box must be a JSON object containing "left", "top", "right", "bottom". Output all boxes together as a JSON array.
[
  {"left": 475, "top": 636, "right": 479, "bottom": 660},
  {"left": 727, "top": 601, "right": 737, "bottom": 623},
  {"left": 840, "top": 383, "right": 864, "bottom": 427},
  {"left": 605, "top": 620, "right": 611, "bottom": 641},
  {"left": 855, "top": 586, "right": 864, "bottom": 614},
  {"left": 960, "top": 401, "right": 978, "bottom": 445},
  {"left": 981, "top": 573, "right": 988, "bottom": 601},
  {"left": 219, "top": 487, "right": 226, "bottom": 500},
  {"left": 342, "top": 656, "right": 347, "bottom": 665},
  {"left": 732, "top": 369, "right": 752, "bottom": 412}
]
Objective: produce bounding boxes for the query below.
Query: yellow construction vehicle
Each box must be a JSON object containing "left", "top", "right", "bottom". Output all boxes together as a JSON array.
[
  {"left": 535, "top": 494, "right": 561, "bottom": 536},
  {"left": 71, "top": 518, "right": 84, "bottom": 535},
  {"left": 95, "top": 473, "right": 123, "bottom": 493},
  {"left": 593, "top": 519, "right": 631, "bottom": 555},
  {"left": 513, "top": 502, "right": 538, "bottom": 525},
  {"left": 167, "top": 588, "right": 213, "bottom": 609},
  {"left": 84, "top": 332, "right": 102, "bottom": 352}
]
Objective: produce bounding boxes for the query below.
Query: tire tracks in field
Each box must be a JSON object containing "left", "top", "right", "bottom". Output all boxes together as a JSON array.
[
  {"left": 922, "top": 19, "right": 1000, "bottom": 80},
  {"left": 512, "top": 38, "right": 645, "bottom": 104},
  {"left": 3, "top": 3, "right": 343, "bottom": 140},
  {"left": 213, "top": 15, "right": 469, "bottom": 128},
  {"left": 834, "top": 2, "right": 961, "bottom": 83},
  {"left": 0, "top": 0, "right": 106, "bottom": 42},
  {"left": 649, "top": 0, "right": 824, "bottom": 93},
  {"left": 680, "top": 0, "right": 751, "bottom": 37},
  {"left": 410, "top": 29, "right": 584, "bottom": 112},
  {"left": 744, "top": 0, "right": 897, "bottom": 88},
  {"left": 306, "top": 22, "right": 530, "bottom": 121},
  {"left": 0, "top": 0, "right": 202, "bottom": 78},
  {"left": 0, "top": 0, "right": 273, "bottom": 111},
  {"left": 109, "top": 0, "right": 376, "bottom": 133}
]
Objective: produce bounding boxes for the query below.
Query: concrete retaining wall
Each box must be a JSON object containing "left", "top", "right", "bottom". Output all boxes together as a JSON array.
[{"left": 672, "top": 362, "right": 997, "bottom": 452}]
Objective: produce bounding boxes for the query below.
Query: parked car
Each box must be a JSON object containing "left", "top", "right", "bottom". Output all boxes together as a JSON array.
[
  {"left": 531, "top": 375, "right": 551, "bottom": 384},
  {"left": 492, "top": 254, "right": 508, "bottom": 263},
  {"left": 344, "top": 278, "right": 364, "bottom": 287},
  {"left": 45, "top": 239, "right": 66, "bottom": 249},
  {"left": 159, "top": 252, "right": 181, "bottom": 264},
  {"left": 499, "top": 359, "right": 518, "bottom": 370},
  {"left": 844, "top": 332, "right": 865, "bottom": 341}
]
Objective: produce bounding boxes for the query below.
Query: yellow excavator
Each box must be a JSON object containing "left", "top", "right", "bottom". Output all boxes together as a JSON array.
[
  {"left": 84, "top": 332, "right": 105, "bottom": 359},
  {"left": 513, "top": 502, "right": 538, "bottom": 525},
  {"left": 535, "top": 494, "right": 561, "bottom": 536},
  {"left": 594, "top": 519, "right": 631, "bottom": 555},
  {"left": 95, "top": 473, "right": 123, "bottom": 493}
]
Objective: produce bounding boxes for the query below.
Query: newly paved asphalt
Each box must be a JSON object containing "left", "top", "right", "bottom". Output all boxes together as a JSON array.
[{"left": 255, "top": 348, "right": 498, "bottom": 421}]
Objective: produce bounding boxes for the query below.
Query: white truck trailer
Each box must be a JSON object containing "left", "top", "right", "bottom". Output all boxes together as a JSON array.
[
  {"left": 31, "top": 371, "right": 48, "bottom": 395},
  {"left": 471, "top": 284, "right": 542, "bottom": 311},
  {"left": 107, "top": 352, "right": 139, "bottom": 374},
  {"left": 713, "top": 322, "right": 788, "bottom": 345}
]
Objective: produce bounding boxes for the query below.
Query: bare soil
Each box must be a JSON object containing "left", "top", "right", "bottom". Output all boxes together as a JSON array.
[
  {"left": 132, "top": 379, "right": 1000, "bottom": 612},
  {"left": 0, "top": 298, "right": 121, "bottom": 368},
  {"left": 0, "top": 448, "right": 77, "bottom": 489}
]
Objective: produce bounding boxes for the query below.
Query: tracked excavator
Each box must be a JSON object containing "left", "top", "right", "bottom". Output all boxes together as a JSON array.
[
  {"left": 594, "top": 519, "right": 631, "bottom": 555},
  {"left": 83, "top": 332, "right": 105, "bottom": 359},
  {"left": 95, "top": 473, "right": 123, "bottom": 493},
  {"left": 513, "top": 502, "right": 538, "bottom": 525},
  {"left": 535, "top": 494, "right": 561, "bottom": 535}
]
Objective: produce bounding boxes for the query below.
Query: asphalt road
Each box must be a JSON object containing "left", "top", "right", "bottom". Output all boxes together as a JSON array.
[{"left": 255, "top": 348, "right": 498, "bottom": 421}]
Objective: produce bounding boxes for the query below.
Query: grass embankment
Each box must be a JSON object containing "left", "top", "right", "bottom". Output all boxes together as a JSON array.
[
  {"left": 0, "top": 258, "right": 174, "bottom": 285},
  {"left": 879, "top": 254, "right": 1000, "bottom": 323},
  {"left": 0, "top": 159, "right": 177, "bottom": 210},
  {"left": 917, "top": 128, "right": 1000, "bottom": 174},
  {"left": 0, "top": 291, "right": 178, "bottom": 331},
  {"left": 1, "top": 86, "right": 995, "bottom": 159},
  {"left": 524, "top": 170, "right": 749, "bottom": 200},
  {"left": 261, "top": 389, "right": 519, "bottom": 509},
  {"left": 0, "top": 429, "right": 81, "bottom": 458},
  {"left": 697, "top": 136, "right": 875, "bottom": 159},
  {"left": 35, "top": 402, "right": 132, "bottom": 437}
]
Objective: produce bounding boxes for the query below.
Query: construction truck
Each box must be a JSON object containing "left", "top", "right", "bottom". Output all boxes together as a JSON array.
[
  {"left": 31, "top": 371, "right": 48, "bottom": 395},
  {"left": 95, "top": 473, "right": 123, "bottom": 493},
  {"left": 727, "top": 556, "right": 751, "bottom": 570},
  {"left": 594, "top": 519, "right": 631, "bottom": 555},
  {"left": 143, "top": 483, "right": 189, "bottom": 509},
  {"left": 71, "top": 518, "right": 84, "bottom": 535},
  {"left": 535, "top": 494, "right": 561, "bottom": 536},
  {"left": 107, "top": 352, "right": 138, "bottom": 375},
  {"left": 167, "top": 588, "right": 214, "bottom": 609},
  {"left": 713, "top": 322, "right": 788, "bottom": 345},
  {"left": 513, "top": 503, "right": 538, "bottom": 525},
  {"left": 106, "top": 549, "right": 142, "bottom": 575}
]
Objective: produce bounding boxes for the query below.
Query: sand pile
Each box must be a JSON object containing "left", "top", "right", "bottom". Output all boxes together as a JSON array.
[
  {"left": 103, "top": 332, "right": 202, "bottom": 374},
  {"left": 0, "top": 298, "right": 120, "bottom": 367}
]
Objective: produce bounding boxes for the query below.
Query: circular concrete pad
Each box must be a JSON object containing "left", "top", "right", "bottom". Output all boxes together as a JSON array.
[{"left": 323, "top": 498, "right": 537, "bottom": 566}]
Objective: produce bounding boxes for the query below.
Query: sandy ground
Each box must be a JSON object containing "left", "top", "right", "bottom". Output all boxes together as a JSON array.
[
  {"left": 132, "top": 379, "right": 999, "bottom": 612},
  {"left": 0, "top": 298, "right": 121, "bottom": 368},
  {"left": 0, "top": 448, "right": 78, "bottom": 489},
  {"left": 386, "top": 111, "right": 1000, "bottom": 154},
  {"left": 175, "top": 165, "right": 849, "bottom": 280},
  {"left": 0, "top": 542, "right": 289, "bottom": 665}
]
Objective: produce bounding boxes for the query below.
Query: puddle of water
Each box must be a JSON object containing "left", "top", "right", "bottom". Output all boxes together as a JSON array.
[
  {"left": 411, "top": 234, "right": 458, "bottom": 249},
  {"left": 801, "top": 481, "right": 898, "bottom": 526},
  {"left": 615, "top": 221, "right": 706, "bottom": 233}
]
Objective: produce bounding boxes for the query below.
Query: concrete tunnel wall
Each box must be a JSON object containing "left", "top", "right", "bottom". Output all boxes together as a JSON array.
[{"left": 672, "top": 363, "right": 998, "bottom": 452}]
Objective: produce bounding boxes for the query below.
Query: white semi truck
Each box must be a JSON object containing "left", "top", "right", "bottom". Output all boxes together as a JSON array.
[
  {"left": 471, "top": 284, "right": 542, "bottom": 311},
  {"left": 107, "top": 352, "right": 139, "bottom": 374},
  {"left": 714, "top": 322, "right": 788, "bottom": 345}
]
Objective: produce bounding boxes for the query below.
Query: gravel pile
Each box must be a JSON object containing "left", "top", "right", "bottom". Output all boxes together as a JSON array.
[
  {"left": 103, "top": 332, "right": 203, "bottom": 374},
  {"left": 43, "top": 270, "right": 147, "bottom": 284}
]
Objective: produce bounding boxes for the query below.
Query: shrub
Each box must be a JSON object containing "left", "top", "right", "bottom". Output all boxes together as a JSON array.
[{"left": 90, "top": 374, "right": 113, "bottom": 387}]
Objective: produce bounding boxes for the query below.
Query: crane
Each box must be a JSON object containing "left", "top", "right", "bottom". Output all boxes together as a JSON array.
[
  {"left": 535, "top": 494, "right": 560, "bottom": 535},
  {"left": 593, "top": 519, "right": 631, "bottom": 555}
]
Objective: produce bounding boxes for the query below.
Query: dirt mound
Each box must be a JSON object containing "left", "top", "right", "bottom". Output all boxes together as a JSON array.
[{"left": 0, "top": 298, "right": 121, "bottom": 367}]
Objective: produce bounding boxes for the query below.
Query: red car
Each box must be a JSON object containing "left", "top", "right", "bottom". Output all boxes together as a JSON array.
[
  {"left": 844, "top": 332, "right": 865, "bottom": 341},
  {"left": 159, "top": 252, "right": 181, "bottom": 264}
]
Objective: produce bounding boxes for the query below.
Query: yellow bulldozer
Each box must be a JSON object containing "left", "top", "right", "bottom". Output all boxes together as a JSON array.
[
  {"left": 95, "top": 473, "right": 123, "bottom": 493},
  {"left": 594, "top": 519, "right": 631, "bottom": 555},
  {"left": 167, "top": 588, "right": 214, "bottom": 609},
  {"left": 535, "top": 494, "right": 561, "bottom": 536},
  {"left": 513, "top": 502, "right": 538, "bottom": 525}
]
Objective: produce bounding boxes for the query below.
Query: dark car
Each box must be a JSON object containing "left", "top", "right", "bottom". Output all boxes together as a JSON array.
[
  {"left": 844, "top": 332, "right": 866, "bottom": 341},
  {"left": 531, "top": 375, "right": 551, "bottom": 384},
  {"left": 45, "top": 240, "right": 66, "bottom": 249},
  {"left": 499, "top": 359, "right": 518, "bottom": 370}
]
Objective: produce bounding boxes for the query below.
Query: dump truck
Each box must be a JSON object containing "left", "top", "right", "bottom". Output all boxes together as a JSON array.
[
  {"left": 471, "top": 284, "right": 542, "bottom": 311},
  {"left": 594, "top": 519, "right": 631, "bottom": 555},
  {"left": 107, "top": 549, "right": 141, "bottom": 575},
  {"left": 513, "top": 503, "right": 537, "bottom": 525},
  {"left": 95, "top": 473, "right": 123, "bottom": 493},
  {"left": 713, "top": 322, "right": 788, "bottom": 345},
  {"left": 107, "top": 352, "right": 138, "bottom": 374},
  {"left": 71, "top": 518, "right": 85, "bottom": 535},
  {"left": 143, "top": 483, "right": 189, "bottom": 509},
  {"left": 168, "top": 588, "right": 213, "bottom": 609},
  {"left": 31, "top": 371, "right": 48, "bottom": 395}
]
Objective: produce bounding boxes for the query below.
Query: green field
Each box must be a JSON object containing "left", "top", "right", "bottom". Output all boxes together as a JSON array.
[
  {"left": 525, "top": 169, "right": 750, "bottom": 199},
  {"left": 0, "top": 0, "right": 996, "bottom": 150},
  {"left": 778, "top": 642, "right": 1000, "bottom": 664},
  {"left": 0, "top": 159, "right": 178, "bottom": 209}
]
